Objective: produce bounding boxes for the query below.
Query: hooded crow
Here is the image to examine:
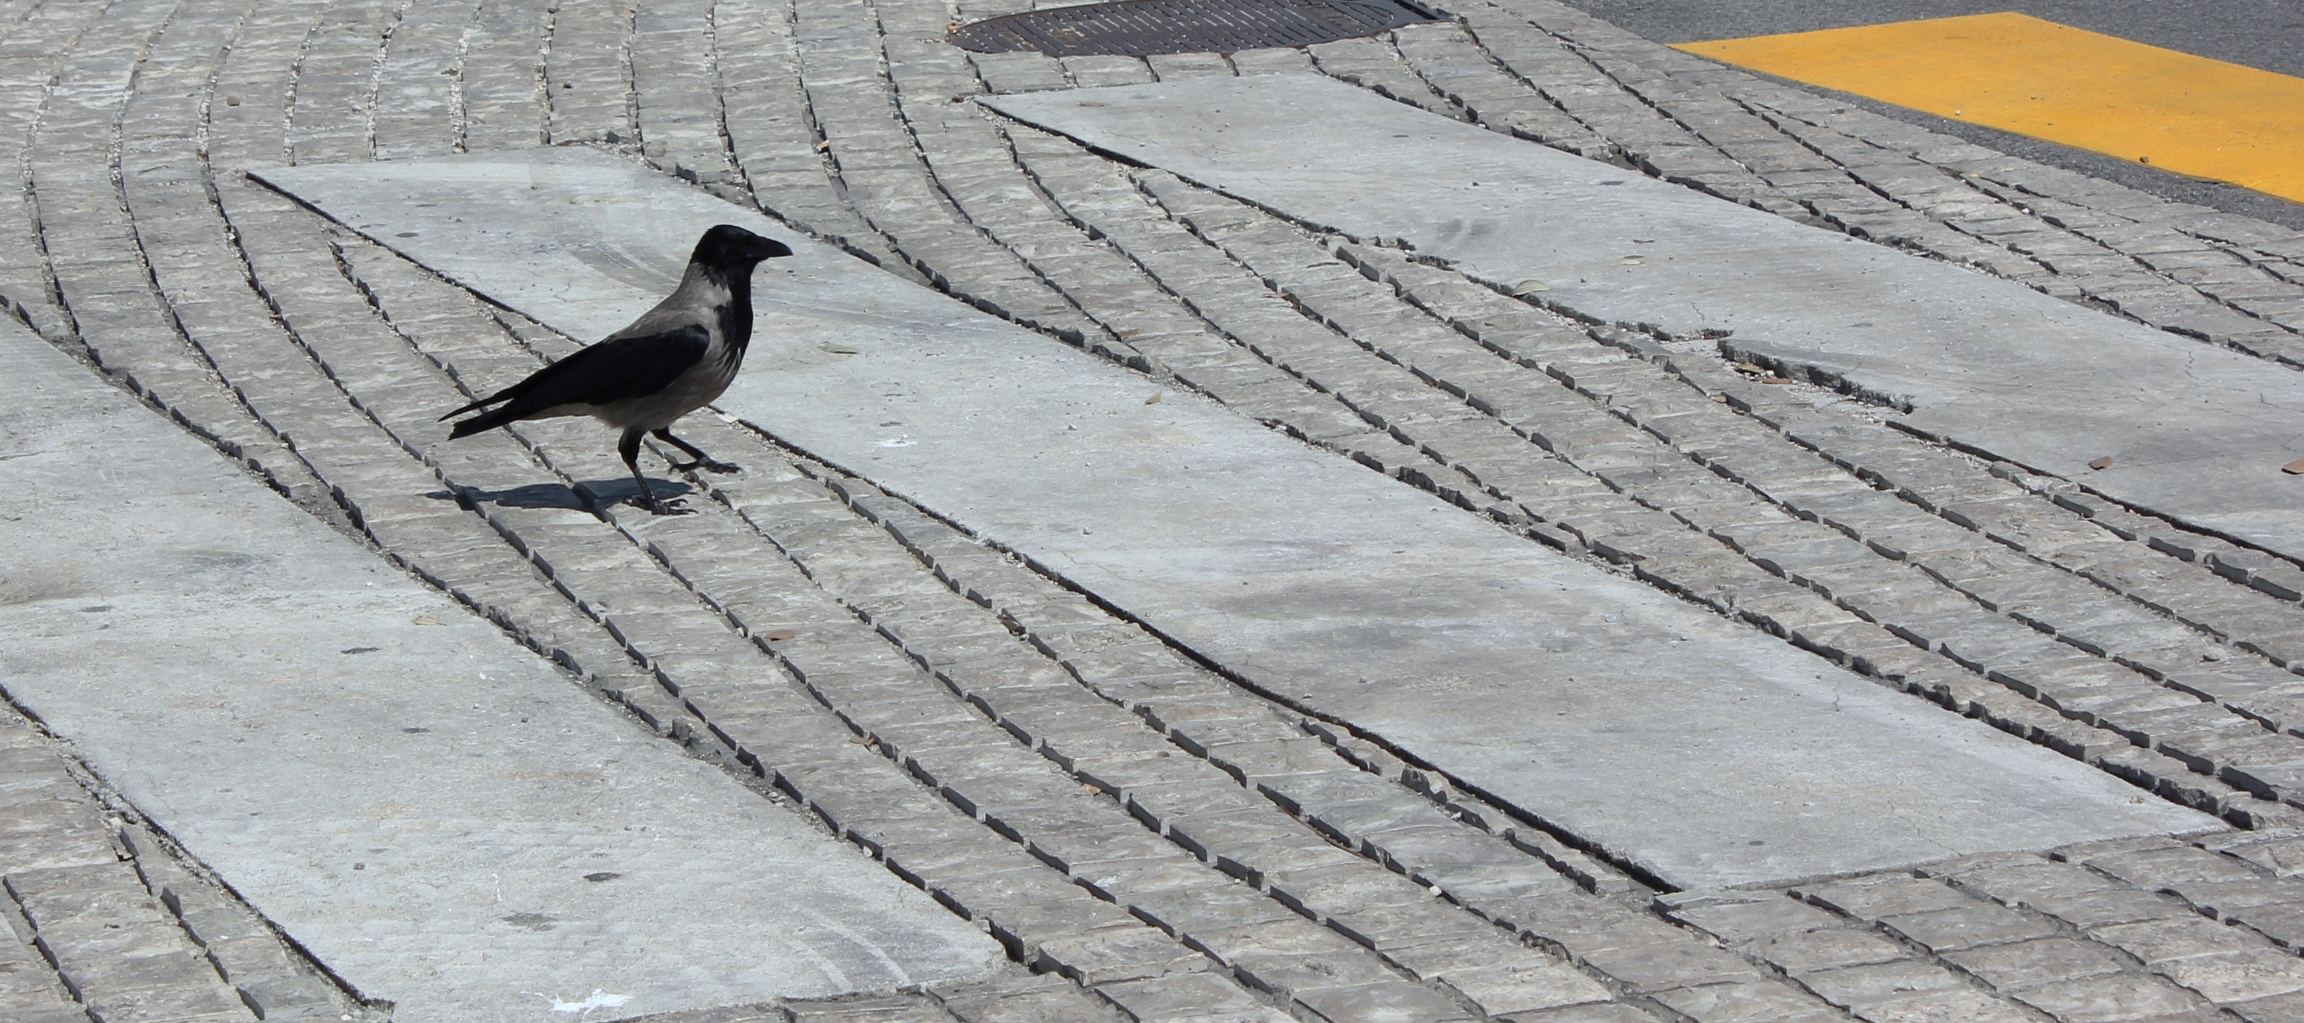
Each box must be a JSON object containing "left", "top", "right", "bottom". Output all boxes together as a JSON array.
[{"left": 441, "top": 224, "right": 794, "bottom": 514}]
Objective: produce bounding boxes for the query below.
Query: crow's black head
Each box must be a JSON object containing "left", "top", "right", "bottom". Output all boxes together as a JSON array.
[{"left": 692, "top": 224, "right": 794, "bottom": 269}]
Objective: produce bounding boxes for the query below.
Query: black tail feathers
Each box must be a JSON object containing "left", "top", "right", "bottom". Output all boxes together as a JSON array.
[{"left": 445, "top": 403, "right": 518, "bottom": 439}]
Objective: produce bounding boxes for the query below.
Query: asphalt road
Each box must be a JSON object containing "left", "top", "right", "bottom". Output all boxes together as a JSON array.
[{"left": 1555, "top": 0, "right": 2304, "bottom": 229}]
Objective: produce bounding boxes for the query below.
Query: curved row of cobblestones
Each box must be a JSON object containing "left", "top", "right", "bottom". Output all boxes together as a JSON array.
[
  {"left": 1454, "top": 0, "right": 2304, "bottom": 365},
  {"left": 0, "top": 713, "right": 364, "bottom": 1022},
  {"left": 9, "top": 0, "right": 2304, "bottom": 1020}
]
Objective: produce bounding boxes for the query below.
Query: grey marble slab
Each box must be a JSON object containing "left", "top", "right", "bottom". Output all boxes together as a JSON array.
[
  {"left": 0, "top": 321, "right": 999, "bottom": 1023},
  {"left": 980, "top": 74, "right": 2304, "bottom": 563},
  {"left": 251, "top": 149, "right": 2219, "bottom": 889}
]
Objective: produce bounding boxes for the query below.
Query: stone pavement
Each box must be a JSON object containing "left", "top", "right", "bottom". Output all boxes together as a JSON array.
[
  {"left": 4, "top": 0, "right": 2304, "bottom": 1021},
  {"left": 984, "top": 73, "right": 2304, "bottom": 561},
  {"left": 249, "top": 146, "right": 2215, "bottom": 893},
  {"left": 0, "top": 318, "right": 1002, "bottom": 1022}
]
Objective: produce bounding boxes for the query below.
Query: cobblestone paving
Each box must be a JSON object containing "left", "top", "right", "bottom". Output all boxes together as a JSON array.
[
  {"left": 9, "top": 0, "right": 2304, "bottom": 1019},
  {"left": 0, "top": 713, "right": 369, "bottom": 1022}
]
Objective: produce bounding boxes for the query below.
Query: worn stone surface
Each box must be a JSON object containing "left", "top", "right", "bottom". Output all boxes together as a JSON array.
[
  {"left": 982, "top": 73, "right": 2304, "bottom": 563},
  {"left": 260, "top": 148, "right": 2215, "bottom": 891},
  {"left": 11, "top": 0, "right": 2304, "bottom": 1018},
  {"left": 0, "top": 321, "right": 1001, "bottom": 1022}
]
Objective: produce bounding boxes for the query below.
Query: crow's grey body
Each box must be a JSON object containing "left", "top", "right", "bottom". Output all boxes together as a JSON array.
[
  {"left": 441, "top": 224, "right": 793, "bottom": 513},
  {"left": 502, "top": 276, "right": 742, "bottom": 431}
]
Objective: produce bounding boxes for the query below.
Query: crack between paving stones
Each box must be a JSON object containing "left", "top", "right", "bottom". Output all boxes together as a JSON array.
[
  {"left": 443, "top": 0, "right": 478, "bottom": 152},
  {"left": 360, "top": 0, "right": 413, "bottom": 159},
  {"left": 85, "top": 1, "right": 2304, "bottom": 1013},
  {"left": 108, "top": 771, "right": 383, "bottom": 1019},
  {"left": 76, "top": 0, "right": 2304, "bottom": 1013},
  {"left": 532, "top": 0, "right": 558, "bottom": 145},
  {"left": 1736, "top": 99, "right": 2068, "bottom": 260},
  {"left": 1, "top": 872, "right": 98, "bottom": 1014},
  {"left": 195, "top": 0, "right": 367, "bottom": 519},
  {"left": 691, "top": 2, "right": 919, "bottom": 279},
  {"left": 2067, "top": 469, "right": 2304, "bottom": 579},
  {"left": 618, "top": 0, "right": 638, "bottom": 147},
  {"left": 1551, "top": 43, "right": 1948, "bottom": 253},
  {"left": 278, "top": 0, "right": 323, "bottom": 165},
  {"left": 0, "top": 884, "right": 79, "bottom": 1016},
  {"left": 0, "top": 0, "right": 49, "bottom": 45},
  {"left": 1588, "top": 330, "right": 2299, "bottom": 716},
  {"left": 194, "top": 190, "right": 729, "bottom": 771},
  {"left": 2064, "top": 843, "right": 2304, "bottom": 965},
  {"left": 516, "top": 486, "right": 1294, "bottom": 1011},
  {"left": 1513, "top": 348, "right": 2298, "bottom": 820},
  {"left": 695, "top": 0, "right": 751, "bottom": 206},
  {"left": 16, "top": 0, "right": 134, "bottom": 348},
  {"left": 766, "top": 0, "right": 892, "bottom": 263}
]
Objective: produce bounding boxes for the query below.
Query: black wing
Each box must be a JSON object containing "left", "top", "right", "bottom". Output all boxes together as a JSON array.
[{"left": 444, "top": 325, "right": 711, "bottom": 436}]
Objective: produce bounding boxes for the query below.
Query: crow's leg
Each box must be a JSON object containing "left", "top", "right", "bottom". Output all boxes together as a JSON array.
[
  {"left": 653, "top": 427, "right": 739, "bottom": 473},
  {"left": 620, "top": 428, "right": 689, "bottom": 515}
]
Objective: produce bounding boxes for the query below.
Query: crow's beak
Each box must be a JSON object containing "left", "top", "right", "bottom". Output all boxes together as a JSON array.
[{"left": 757, "top": 238, "right": 794, "bottom": 260}]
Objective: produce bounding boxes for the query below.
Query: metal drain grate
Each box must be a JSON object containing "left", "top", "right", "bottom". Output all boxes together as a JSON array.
[{"left": 948, "top": 0, "right": 1437, "bottom": 58}]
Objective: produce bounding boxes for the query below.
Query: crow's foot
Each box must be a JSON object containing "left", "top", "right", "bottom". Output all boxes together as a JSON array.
[
  {"left": 633, "top": 494, "right": 695, "bottom": 516},
  {"left": 671, "top": 457, "right": 740, "bottom": 474}
]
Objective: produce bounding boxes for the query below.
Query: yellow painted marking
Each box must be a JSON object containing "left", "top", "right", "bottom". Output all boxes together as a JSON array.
[{"left": 1675, "top": 12, "right": 2304, "bottom": 203}]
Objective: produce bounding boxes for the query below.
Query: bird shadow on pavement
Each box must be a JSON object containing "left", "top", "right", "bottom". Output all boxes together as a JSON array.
[{"left": 424, "top": 478, "right": 694, "bottom": 512}]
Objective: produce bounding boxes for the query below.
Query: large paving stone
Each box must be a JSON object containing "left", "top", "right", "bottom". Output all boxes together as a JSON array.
[
  {"left": 979, "top": 74, "right": 2304, "bottom": 563},
  {"left": 250, "top": 149, "right": 2219, "bottom": 890},
  {"left": 0, "top": 322, "right": 1000, "bottom": 1023}
]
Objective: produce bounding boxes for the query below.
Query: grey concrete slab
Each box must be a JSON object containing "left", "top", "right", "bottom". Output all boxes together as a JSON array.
[
  {"left": 0, "top": 321, "right": 999, "bottom": 1023},
  {"left": 251, "top": 149, "right": 2219, "bottom": 890},
  {"left": 978, "top": 74, "right": 2304, "bottom": 563}
]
